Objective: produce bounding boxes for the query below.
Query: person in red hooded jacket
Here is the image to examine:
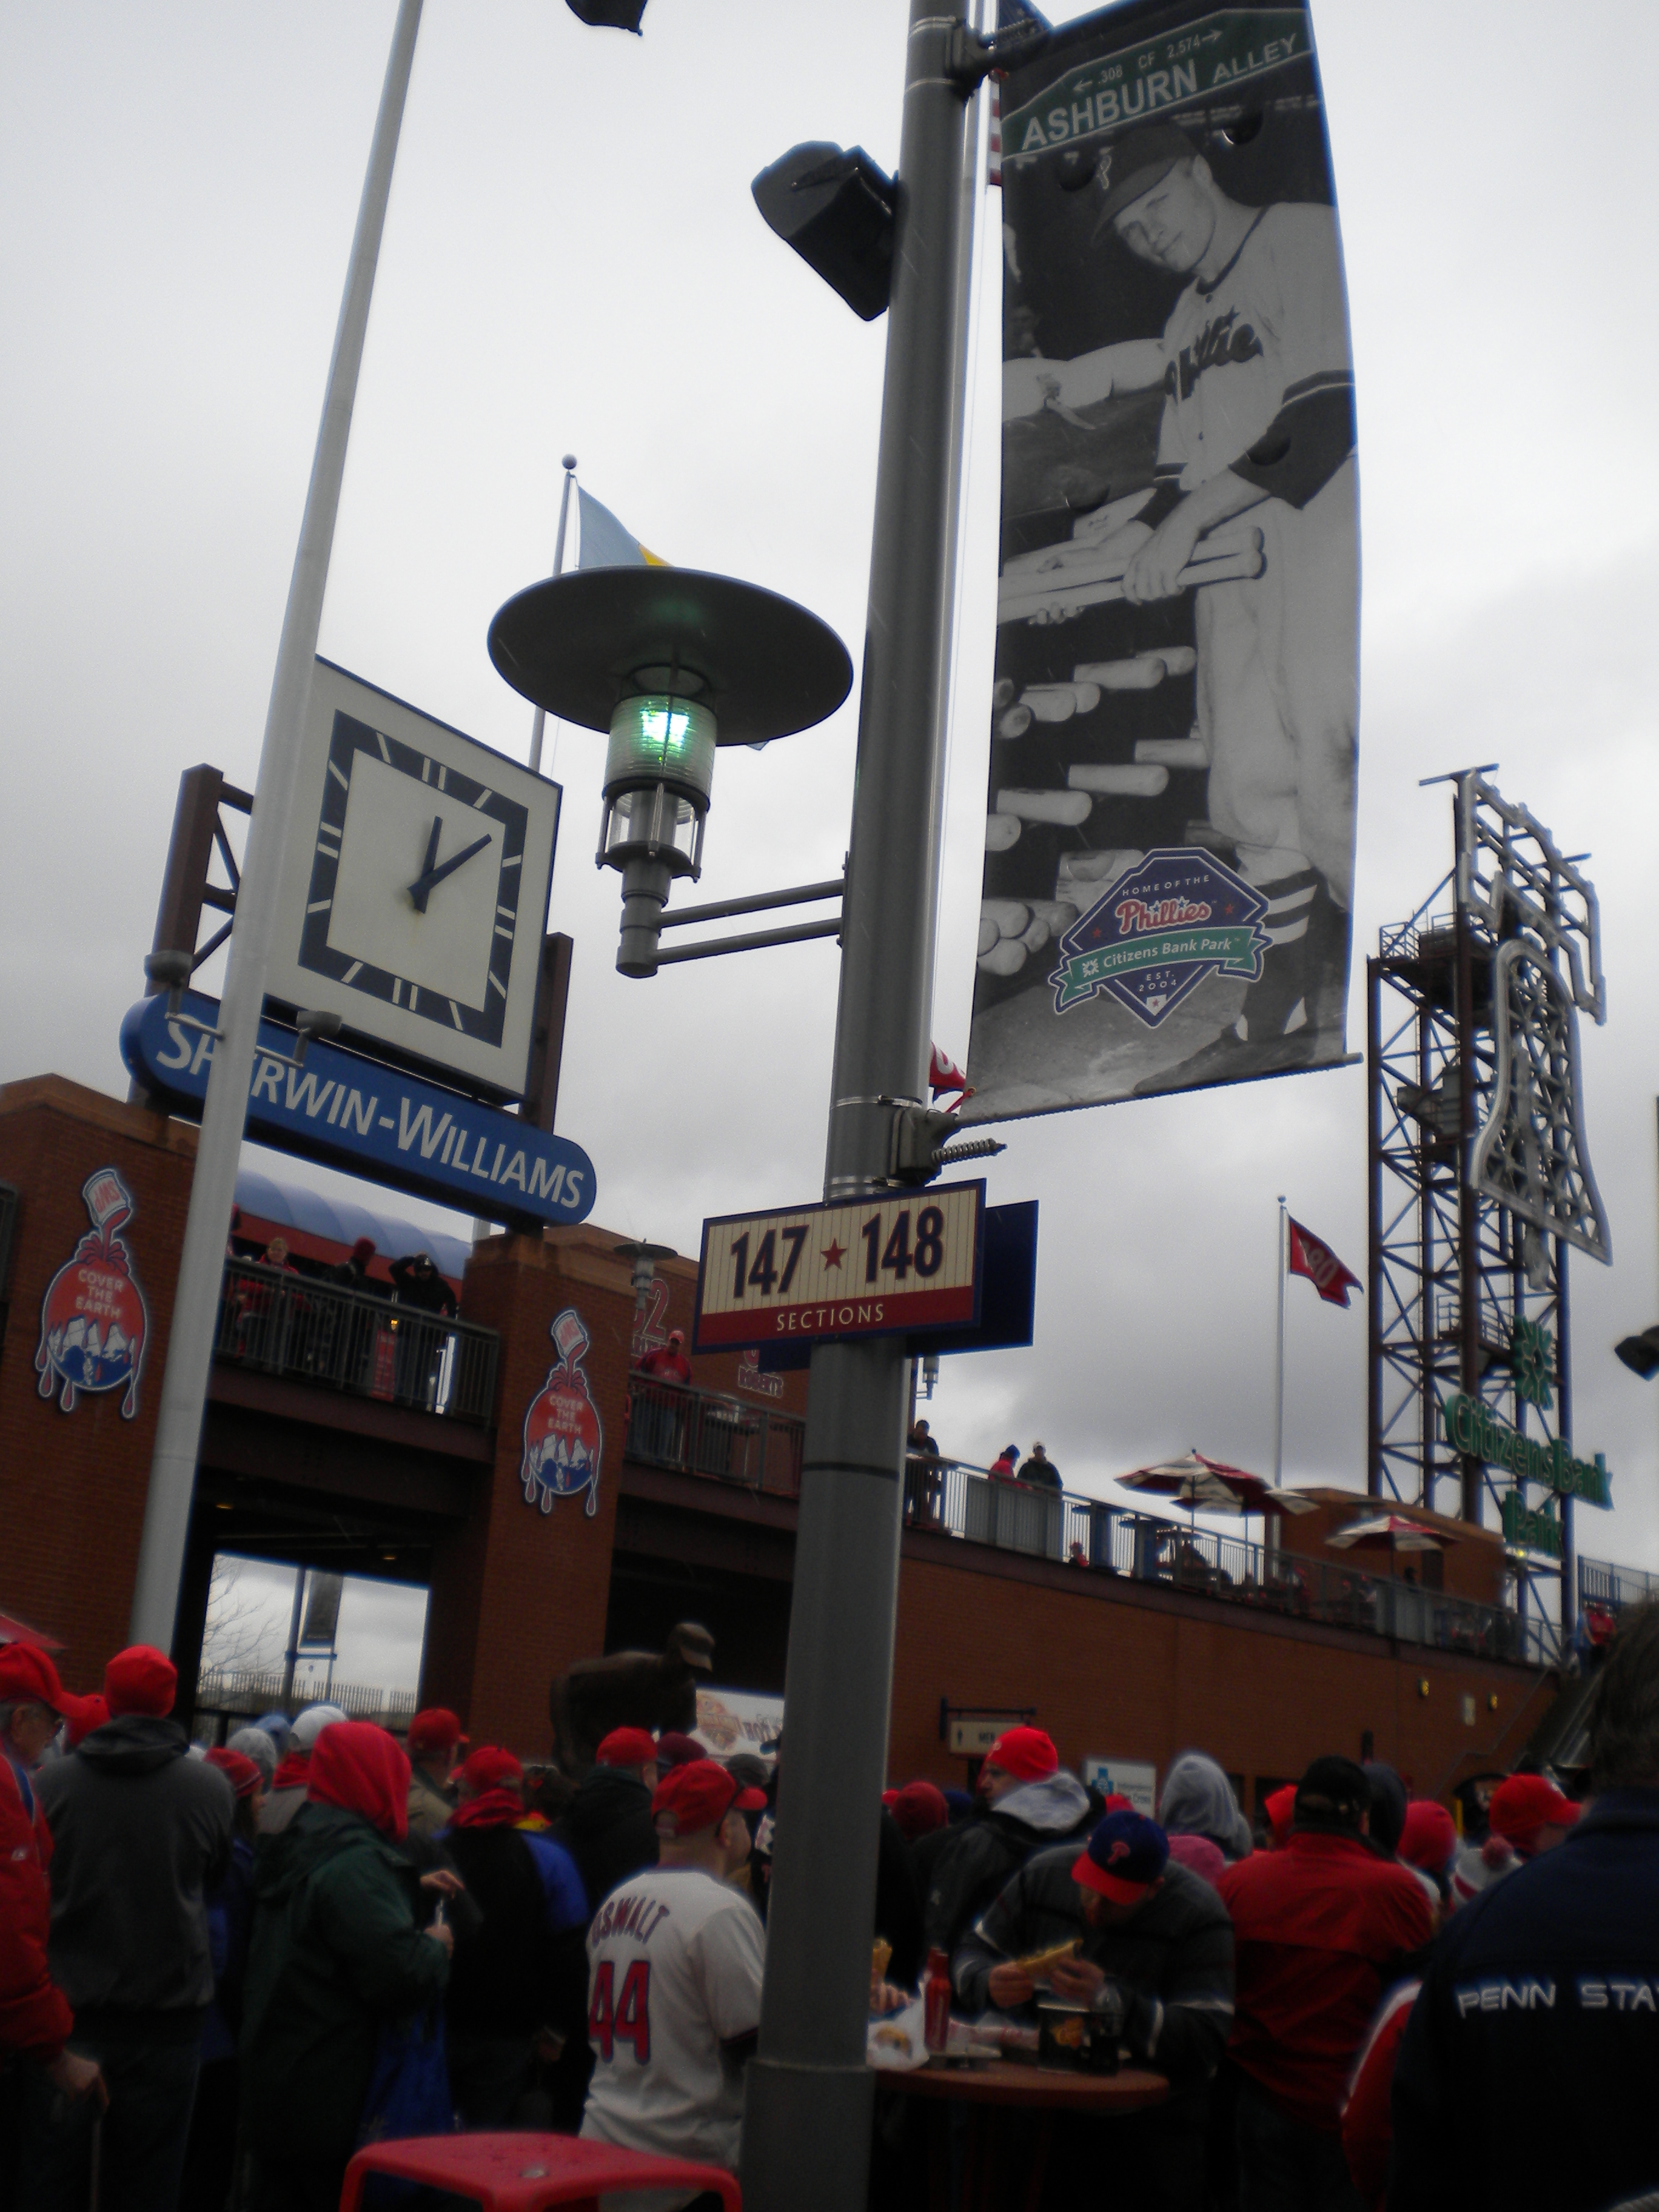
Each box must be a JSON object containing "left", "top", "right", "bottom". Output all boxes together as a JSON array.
[
  {"left": 0, "top": 1644, "right": 106, "bottom": 2196},
  {"left": 240, "top": 1721, "right": 456, "bottom": 2212}
]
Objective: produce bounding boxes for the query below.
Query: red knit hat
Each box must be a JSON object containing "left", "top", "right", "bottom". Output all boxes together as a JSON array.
[
  {"left": 890, "top": 1780, "right": 949, "bottom": 1843},
  {"left": 65, "top": 1694, "right": 108, "bottom": 1748},
  {"left": 984, "top": 1726, "right": 1057, "bottom": 1783},
  {"left": 104, "top": 1645, "right": 177, "bottom": 1718},
  {"left": 407, "top": 1708, "right": 466, "bottom": 1757},
  {"left": 205, "top": 1747, "right": 263, "bottom": 1800},
  {"left": 0, "top": 1643, "right": 73, "bottom": 1716},
  {"left": 1400, "top": 1798, "right": 1458, "bottom": 1875},
  {"left": 597, "top": 1726, "right": 659, "bottom": 1769},
  {"left": 458, "top": 1746, "right": 524, "bottom": 1794}
]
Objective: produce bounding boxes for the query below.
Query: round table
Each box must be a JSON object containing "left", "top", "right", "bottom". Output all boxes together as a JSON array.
[{"left": 883, "top": 2057, "right": 1170, "bottom": 2212}]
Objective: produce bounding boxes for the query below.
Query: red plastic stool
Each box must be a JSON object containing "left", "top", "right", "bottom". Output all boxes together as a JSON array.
[{"left": 339, "top": 2133, "right": 741, "bottom": 2211}]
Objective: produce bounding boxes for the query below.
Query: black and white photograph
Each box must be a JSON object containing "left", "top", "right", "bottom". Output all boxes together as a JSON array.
[{"left": 967, "top": 0, "right": 1359, "bottom": 1119}]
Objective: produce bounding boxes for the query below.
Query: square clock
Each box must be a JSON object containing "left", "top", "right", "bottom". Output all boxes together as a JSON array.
[{"left": 264, "top": 659, "right": 561, "bottom": 1100}]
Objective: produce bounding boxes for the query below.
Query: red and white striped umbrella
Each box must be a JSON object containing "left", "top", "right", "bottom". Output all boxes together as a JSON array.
[
  {"left": 1115, "top": 1451, "right": 1318, "bottom": 1520},
  {"left": 1328, "top": 1513, "right": 1447, "bottom": 1554}
]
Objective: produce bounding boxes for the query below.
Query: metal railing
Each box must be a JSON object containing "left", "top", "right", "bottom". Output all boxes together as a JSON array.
[
  {"left": 624, "top": 1373, "right": 805, "bottom": 1494},
  {"left": 1580, "top": 1555, "right": 1659, "bottom": 1616},
  {"left": 213, "top": 1258, "right": 499, "bottom": 1426},
  {"left": 897, "top": 1456, "right": 1558, "bottom": 1664},
  {"left": 193, "top": 1667, "right": 419, "bottom": 1726}
]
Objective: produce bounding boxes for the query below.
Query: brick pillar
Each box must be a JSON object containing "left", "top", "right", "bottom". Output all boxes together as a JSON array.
[{"left": 423, "top": 1231, "right": 637, "bottom": 1755}]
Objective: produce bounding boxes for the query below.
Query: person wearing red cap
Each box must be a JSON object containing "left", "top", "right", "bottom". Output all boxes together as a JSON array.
[
  {"left": 638, "top": 1327, "right": 692, "bottom": 1385},
  {"left": 581, "top": 1757, "right": 768, "bottom": 2184},
  {"left": 555, "top": 1728, "right": 661, "bottom": 1925},
  {"left": 406, "top": 1706, "right": 468, "bottom": 1840},
  {"left": 0, "top": 1644, "right": 106, "bottom": 2154},
  {"left": 954, "top": 1808, "right": 1235, "bottom": 2207},
  {"left": 922, "top": 1725, "right": 1093, "bottom": 1961},
  {"left": 240, "top": 1721, "right": 455, "bottom": 2208},
  {"left": 31, "top": 1645, "right": 233, "bottom": 2210},
  {"left": 1449, "top": 1774, "right": 1581, "bottom": 1910},
  {"left": 434, "top": 1747, "right": 590, "bottom": 2130}
]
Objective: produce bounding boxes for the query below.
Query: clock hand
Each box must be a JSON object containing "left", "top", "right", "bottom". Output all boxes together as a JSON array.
[
  {"left": 409, "top": 817, "right": 443, "bottom": 913},
  {"left": 408, "top": 828, "right": 494, "bottom": 907}
]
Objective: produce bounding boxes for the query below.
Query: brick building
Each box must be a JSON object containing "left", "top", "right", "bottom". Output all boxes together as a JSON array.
[{"left": 0, "top": 1073, "right": 1563, "bottom": 1814}]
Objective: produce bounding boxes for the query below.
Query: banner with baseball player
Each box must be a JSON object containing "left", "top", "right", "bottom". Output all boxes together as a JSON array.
[{"left": 965, "top": 1, "right": 1358, "bottom": 1117}]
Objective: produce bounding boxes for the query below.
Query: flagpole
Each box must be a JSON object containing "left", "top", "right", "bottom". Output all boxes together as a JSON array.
[
  {"left": 529, "top": 454, "right": 578, "bottom": 775},
  {"left": 1273, "top": 1195, "right": 1288, "bottom": 1487}
]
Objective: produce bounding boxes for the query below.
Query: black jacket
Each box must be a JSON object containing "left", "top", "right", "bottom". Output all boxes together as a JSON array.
[
  {"left": 923, "top": 1771, "right": 1096, "bottom": 1958},
  {"left": 1390, "top": 1788, "right": 1659, "bottom": 2212},
  {"left": 36, "top": 1718, "right": 233, "bottom": 2014},
  {"left": 875, "top": 1808, "right": 925, "bottom": 1990},
  {"left": 954, "top": 1846, "right": 1235, "bottom": 2100},
  {"left": 555, "top": 1766, "right": 657, "bottom": 1915}
]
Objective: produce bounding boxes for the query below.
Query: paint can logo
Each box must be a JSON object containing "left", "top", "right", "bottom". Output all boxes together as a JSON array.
[
  {"left": 520, "top": 1306, "right": 604, "bottom": 1518},
  {"left": 35, "top": 1168, "right": 150, "bottom": 1417}
]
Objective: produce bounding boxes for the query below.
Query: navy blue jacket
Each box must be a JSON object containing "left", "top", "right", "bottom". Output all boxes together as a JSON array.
[{"left": 1389, "top": 1788, "right": 1659, "bottom": 2211}]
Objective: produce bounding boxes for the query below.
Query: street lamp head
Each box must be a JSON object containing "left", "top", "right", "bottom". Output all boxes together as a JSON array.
[
  {"left": 488, "top": 567, "right": 851, "bottom": 977},
  {"left": 1615, "top": 1327, "right": 1659, "bottom": 1380}
]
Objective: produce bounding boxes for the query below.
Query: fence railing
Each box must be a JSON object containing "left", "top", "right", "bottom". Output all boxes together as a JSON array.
[
  {"left": 624, "top": 1374, "right": 805, "bottom": 1495},
  {"left": 1580, "top": 1555, "right": 1659, "bottom": 1615},
  {"left": 214, "top": 1259, "right": 499, "bottom": 1426},
  {"left": 193, "top": 1667, "right": 418, "bottom": 1726}
]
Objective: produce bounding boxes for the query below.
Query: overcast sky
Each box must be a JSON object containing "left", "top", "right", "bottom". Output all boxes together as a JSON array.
[{"left": 5, "top": 0, "right": 1659, "bottom": 1663}]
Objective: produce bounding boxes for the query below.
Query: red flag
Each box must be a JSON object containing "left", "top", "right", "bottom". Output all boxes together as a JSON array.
[
  {"left": 1287, "top": 1218, "right": 1363, "bottom": 1308},
  {"left": 929, "top": 1043, "right": 970, "bottom": 1101}
]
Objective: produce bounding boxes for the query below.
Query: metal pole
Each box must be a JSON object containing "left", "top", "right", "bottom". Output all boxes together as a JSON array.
[
  {"left": 529, "top": 454, "right": 578, "bottom": 774},
  {"left": 742, "top": 8, "right": 977, "bottom": 2208},
  {"left": 280, "top": 1566, "right": 307, "bottom": 1712},
  {"left": 1273, "top": 1193, "right": 1287, "bottom": 1486},
  {"left": 129, "top": 0, "right": 424, "bottom": 1649}
]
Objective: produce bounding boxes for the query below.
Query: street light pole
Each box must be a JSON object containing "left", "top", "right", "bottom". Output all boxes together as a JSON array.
[
  {"left": 742, "top": 6, "right": 980, "bottom": 2208},
  {"left": 129, "top": 0, "right": 425, "bottom": 1647}
]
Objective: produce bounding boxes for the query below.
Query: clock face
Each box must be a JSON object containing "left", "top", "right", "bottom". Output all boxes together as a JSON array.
[{"left": 265, "top": 660, "right": 561, "bottom": 1098}]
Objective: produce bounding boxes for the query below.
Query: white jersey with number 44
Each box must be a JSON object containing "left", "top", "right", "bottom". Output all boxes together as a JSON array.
[{"left": 581, "top": 1863, "right": 766, "bottom": 2180}]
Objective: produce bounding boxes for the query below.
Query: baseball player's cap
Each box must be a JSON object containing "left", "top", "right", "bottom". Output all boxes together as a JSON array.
[
  {"left": 1072, "top": 1809, "right": 1170, "bottom": 1903},
  {"left": 1294, "top": 1754, "right": 1371, "bottom": 1828},
  {"left": 596, "top": 1726, "right": 660, "bottom": 1769},
  {"left": 1487, "top": 1774, "right": 1580, "bottom": 1850},
  {"left": 1098, "top": 122, "right": 1200, "bottom": 223},
  {"left": 984, "top": 1725, "right": 1059, "bottom": 1783},
  {"left": 407, "top": 1706, "right": 468, "bottom": 1757},
  {"left": 652, "top": 1757, "right": 766, "bottom": 1839},
  {"left": 0, "top": 1641, "right": 76, "bottom": 1718}
]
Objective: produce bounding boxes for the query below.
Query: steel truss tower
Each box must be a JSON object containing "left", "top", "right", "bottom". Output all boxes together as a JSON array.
[{"left": 1367, "top": 771, "right": 1609, "bottom": 1631}]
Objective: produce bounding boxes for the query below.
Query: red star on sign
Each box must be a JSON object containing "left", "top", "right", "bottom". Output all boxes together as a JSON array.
[{"left": 822, "top": 1240, "right": 846, "bottom": 1269}]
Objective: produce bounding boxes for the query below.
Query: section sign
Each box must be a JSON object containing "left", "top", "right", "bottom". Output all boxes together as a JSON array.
[{"left": 694, "top": 1182, "right": 985, "bottom": 1350}]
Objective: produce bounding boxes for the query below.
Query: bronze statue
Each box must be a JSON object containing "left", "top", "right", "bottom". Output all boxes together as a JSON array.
[{"left": 549, "top": 1621, "right": 715, "bottom": 1775}]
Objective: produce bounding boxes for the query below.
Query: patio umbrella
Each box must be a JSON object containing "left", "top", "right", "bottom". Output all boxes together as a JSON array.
[
  {"left": 1328, "top": 1513, "right": 1447, "bottom": 1555},
  {"left": 1116, "top": 1451, "right": 1318, "bottom": 1521}
]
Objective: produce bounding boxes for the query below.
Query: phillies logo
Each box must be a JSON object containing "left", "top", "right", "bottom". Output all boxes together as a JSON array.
[
  {"left": 35, "top": 1168, "right": 150, "bottom": 1418},
  {"left": 1050, "top": 849, "right": 1267, "bottom": 1027},
  {"left": 520, "top": 1307, "right": 604, "bottom": 1518},
  {"left": 1106, "top": 1837, "right": 1133, "bottom": 1866}
]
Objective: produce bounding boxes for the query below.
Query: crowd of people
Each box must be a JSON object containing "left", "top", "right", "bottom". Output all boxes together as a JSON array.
[{"left": 4, "top": 1604, "right": 1658, "bottom": 2211}]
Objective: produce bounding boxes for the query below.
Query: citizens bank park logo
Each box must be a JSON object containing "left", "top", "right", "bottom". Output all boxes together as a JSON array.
[{"left": 1050, "top": 849, "right": 1269, "bottom": 1027}]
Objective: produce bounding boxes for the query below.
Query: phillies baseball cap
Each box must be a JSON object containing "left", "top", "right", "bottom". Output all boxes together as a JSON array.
[
  {"left": 652, "top": 1757, "right": 766, "bottom": 1839},
  {"left": 0, "top": 1642, "right": 75, "bottom": 1716},
  {"left": 655, "top": 1731, "right": 705, "bottom": 1770},
  {"left": 104, "top": 1644, "right": 177, "bottom": 1718},
  {"left": 1098, "top": 122, "right": 1200, "bottom": 223},
  {"left": 984, "top": 1726, "right": 1058, "bottom": 1783},
  {"left": 597, "top": 1726, "right": 660, "bottom": 1769},
  {"left": 407, "top": 1708, "right": 467, "bottom": 1757},
  {"left": 1488, "top": 1774, "right": 1580, "bottom": 1849},
  {"left": 1073, "top": 1809, "right": 1170, "bottom": 1903},
  {"left": 457, "top": 1746, "right": 524, "bottom": 1794}
]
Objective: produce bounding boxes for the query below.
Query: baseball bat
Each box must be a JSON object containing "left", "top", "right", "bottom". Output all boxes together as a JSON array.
[{"left": 997, "top": 538, "right": 1265, "bottom": 626}]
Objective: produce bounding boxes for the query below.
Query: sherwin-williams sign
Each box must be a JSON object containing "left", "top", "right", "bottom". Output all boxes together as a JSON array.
[
  {"left": 967, "top": 0, "right": 1358, "bottom": 1119},
  {"left": 1440, "top": 1393, "right": 1610, "bottom": 1510},
  {"left": 121, "top": 989, "right": 595, "bottom": 1229}
]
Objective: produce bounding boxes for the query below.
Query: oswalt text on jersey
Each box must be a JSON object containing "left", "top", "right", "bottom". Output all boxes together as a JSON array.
[{"left": 968, "top": 0, "right": 1358, "bottom": 1119}]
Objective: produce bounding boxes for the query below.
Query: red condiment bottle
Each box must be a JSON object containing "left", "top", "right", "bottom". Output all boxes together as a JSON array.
[{"left": 923, "top": 1948, "right": 951, "bottom": 2053}]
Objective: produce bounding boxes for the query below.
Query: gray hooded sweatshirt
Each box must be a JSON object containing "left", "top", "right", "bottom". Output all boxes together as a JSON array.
[{"left": 923, "top": 1769, "right": 1095, "bottom": 1957}]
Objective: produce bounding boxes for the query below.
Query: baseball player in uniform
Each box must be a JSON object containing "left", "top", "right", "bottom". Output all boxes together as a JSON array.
[
  {"left": 1005, "top": 121, "right": 1358, "bottom": 1087},
  {"left": 581, "top": 1757, "right": 768, "bottom": 2207}
]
